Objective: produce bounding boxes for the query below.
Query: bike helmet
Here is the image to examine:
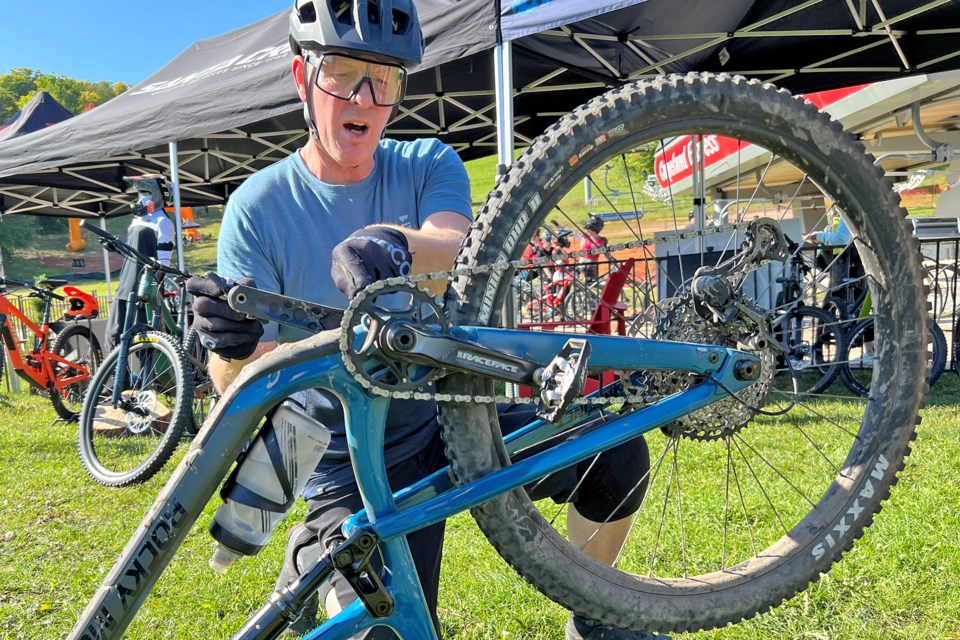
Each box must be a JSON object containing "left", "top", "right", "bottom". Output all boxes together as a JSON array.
[
  {"left": 289, "top": 0, "right": 424, "bottom": 67},
  {"left": 584, "top": 214, "right": 605, "bottom": 233},
  {"left": 123, "top": 174, "right": 170, "bottom": 216},
  {"left": 63, "top": 286, "right": 100, "bottom": 319}
]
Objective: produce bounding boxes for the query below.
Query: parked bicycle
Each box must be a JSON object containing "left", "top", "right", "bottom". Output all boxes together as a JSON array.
[
  {"left": 69, "top": 76, "right": 928, "bottom": 639},
  {"left": 836, "top": 289, "right": 947, "bottom": 395},
  {"left": 76, "top": 221, "right": 216, "bottom": 487},
  {"left": 769, "top": 237, "right": 845, "bottom": 395},
  {"left": 0, "top": 278, "right": 102, "bottom": 421}
]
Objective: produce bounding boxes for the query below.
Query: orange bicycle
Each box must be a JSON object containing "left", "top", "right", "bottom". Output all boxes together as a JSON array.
[{"left": 0, "top": 278, "right": 103, "bottom": 421}]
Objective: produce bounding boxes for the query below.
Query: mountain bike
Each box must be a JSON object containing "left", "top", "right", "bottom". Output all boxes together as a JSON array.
[
  {"left": 76, "top": 222, "right": 216, "bottom": 487},
  {"left": 768, "top": 237, "right": 845, "bottom": 395},
  {"left": 69, "top": 74, "right": 928, "bottom": 639},
  {"left": 0, "top": 277, "right": 102, "bottom": 421}
]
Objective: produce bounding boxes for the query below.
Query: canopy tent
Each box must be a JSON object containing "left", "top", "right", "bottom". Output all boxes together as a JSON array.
[
  {"left": 2, "top": 0, "right": 960, "bottom": 221},
  {"left": 0, "top": 91, "right": 74, "bottom": 142}
]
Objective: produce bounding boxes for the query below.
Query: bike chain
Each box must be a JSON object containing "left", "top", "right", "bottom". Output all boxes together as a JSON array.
[{"left": 338, "top": 223, "right": 748, "bottom": 407}]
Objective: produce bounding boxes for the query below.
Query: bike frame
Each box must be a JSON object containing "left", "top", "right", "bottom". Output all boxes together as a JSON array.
[
  {"left": 107, "top": 268, "right": 183, "bottom": 408},
  {"left": 0, "top": 291, "right": 90, "bottom": 392},
  {"left": 70, "top": 322, "right": 758, "bottom": 640}
]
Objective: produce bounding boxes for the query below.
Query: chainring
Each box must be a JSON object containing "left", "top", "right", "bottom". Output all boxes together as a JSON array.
[{"left": 340, "top": 281, "right": 449, "bottom": 394}]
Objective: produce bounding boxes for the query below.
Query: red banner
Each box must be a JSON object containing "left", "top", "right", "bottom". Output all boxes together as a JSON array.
[{"left": 653, "top": 84, "right": 872, "bottom": 188}]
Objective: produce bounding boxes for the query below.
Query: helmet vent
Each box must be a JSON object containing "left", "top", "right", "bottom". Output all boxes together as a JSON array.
[
  {"left": 329, "top": 0, "right": 351, "bottom": 25},
  {"left": 392, "top": 10, "right": 410, "bottom": 35},
  {"left": 298, "top": 1, "right": 318, "bottom": 24}
]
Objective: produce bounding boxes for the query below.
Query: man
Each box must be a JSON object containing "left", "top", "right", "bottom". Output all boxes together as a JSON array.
[
  {"left": 188, "top": 2, "right": 662, "bottom": 639},
  {"left": 103, "top": 174, "right": 175, "bottom": 351},
  {"left": 580, "top": 214, "right": 608, "bottom": 282}
]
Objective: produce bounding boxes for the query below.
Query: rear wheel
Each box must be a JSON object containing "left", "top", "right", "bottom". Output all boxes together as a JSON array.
[
  {"left": 49, "top": 324, "right": 103, "bottom": 422},
  {"left": 438, "top": 74, "right": 926, "bottom": 632},
  {"left": 77, "top": 331, "right": 190, "bottom": 486}
]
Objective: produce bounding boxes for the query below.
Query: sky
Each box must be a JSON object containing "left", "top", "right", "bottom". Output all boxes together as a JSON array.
[{"left": 0, "top": 0, "right": 292, "bottom": 85}]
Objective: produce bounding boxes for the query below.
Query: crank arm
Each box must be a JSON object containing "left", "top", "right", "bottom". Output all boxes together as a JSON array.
[
  {"left": 227, "top": 285, "right": 343, "bottom": 333},
  {"left": 377, "top": 319, "right": 544, "bottom": 386}
]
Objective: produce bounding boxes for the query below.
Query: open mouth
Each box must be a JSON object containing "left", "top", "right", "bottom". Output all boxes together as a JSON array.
[{"left": 344, "top": 122, "right": 368, "bottom": 134}]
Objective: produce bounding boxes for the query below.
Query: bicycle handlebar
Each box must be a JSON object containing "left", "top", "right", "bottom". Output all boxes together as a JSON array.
[
  {"left": 80, "top": 220, "right": 192, "bottom": 280},
  {"left": 0, "top": 277, "right": 66, "bottom": 301}
]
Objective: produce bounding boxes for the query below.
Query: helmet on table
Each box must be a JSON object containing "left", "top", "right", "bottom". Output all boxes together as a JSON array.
[{"left": 63, "top": 286, "right": 100, "bottom": 319}]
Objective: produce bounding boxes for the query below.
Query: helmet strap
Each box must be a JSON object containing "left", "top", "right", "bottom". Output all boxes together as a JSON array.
[{"left": 303, "top": 63, "right": 321, "bottom": 141}]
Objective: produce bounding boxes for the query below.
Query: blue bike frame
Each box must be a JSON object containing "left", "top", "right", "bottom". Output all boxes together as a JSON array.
[{"left": 69, "top": 325, "right": 758, "bottom": 640}]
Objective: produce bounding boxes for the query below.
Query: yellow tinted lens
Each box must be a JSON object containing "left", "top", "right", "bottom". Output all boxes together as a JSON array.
[
  {"left": 318, "top": 55, "right": 367, "bottom": 97},
  {"left": 315, "top": 54, "right": 405, "bottom": 105},
  {"left": 367, "top": 64, "right": 404, "bottom": 104}
]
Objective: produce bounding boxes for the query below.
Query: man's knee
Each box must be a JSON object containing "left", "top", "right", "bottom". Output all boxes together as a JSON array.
[{"left": 573, "top": 436, "right": 650, "bottom": 522}]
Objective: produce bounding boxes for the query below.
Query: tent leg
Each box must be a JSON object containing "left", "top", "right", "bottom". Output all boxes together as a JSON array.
[
  {"left": 169, "top": 142, "right": 186, "bottom": 273},
  {"left": 495, "top": 41, "right": 520, "bottom": 397},
  {"left": 494, "top": 41, "right": 514, "bottom": 177},
  {"left": 101, "top": 217, "right": 113, "bottom": 300}
]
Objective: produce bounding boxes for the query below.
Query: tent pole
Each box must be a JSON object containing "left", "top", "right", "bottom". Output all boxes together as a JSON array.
[
  {"left": 494, "top": 41, "right": 515, "bottom": 176},
  {"left": 169, "top": 142, "right": 186, "bottom": 272},
  {"left": 100, "top": 217, "right": 114, "bottom": 301},
  {"left": 495, "top": 41, "right": 519, "bottom": 396}
]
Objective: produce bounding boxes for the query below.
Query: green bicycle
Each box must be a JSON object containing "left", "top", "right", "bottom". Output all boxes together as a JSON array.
[{"left": 76, "top": 222, "right": 216, "bottom": 487}]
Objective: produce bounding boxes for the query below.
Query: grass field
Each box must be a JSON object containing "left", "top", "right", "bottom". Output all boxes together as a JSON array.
[{"left": 0, "top": 376, "right": 958, "bottom": 640}]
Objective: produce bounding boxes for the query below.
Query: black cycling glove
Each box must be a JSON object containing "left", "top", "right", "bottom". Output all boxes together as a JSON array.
[
  {"left": 331, "top": 226, "right": 413, "bottom": 298},
  {"left": 187, "top": 273, "right": 264, "bottom": 361}
]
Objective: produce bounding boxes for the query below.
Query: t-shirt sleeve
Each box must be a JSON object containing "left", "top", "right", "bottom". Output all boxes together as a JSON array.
[
  {"left": 217, "top": 199, "right": 282, "bottom": 342},
  {"left": 156, "top": 217, "right": 176, "bottom": 246},
  {"left": 417, "top": 141, "right": 472, "bottom": 225}
]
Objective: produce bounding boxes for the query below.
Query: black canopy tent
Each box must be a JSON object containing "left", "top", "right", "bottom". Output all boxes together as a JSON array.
[
  {"left": 0, "top": 91, "right": 74, "bottom": 142},
  {"left": 2, "top": 0, "right": 960, "bottom": 222}
]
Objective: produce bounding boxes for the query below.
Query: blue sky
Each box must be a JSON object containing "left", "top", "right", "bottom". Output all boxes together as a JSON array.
[{"left": 0, "top": 0, "right": 291, "bottom": 84}]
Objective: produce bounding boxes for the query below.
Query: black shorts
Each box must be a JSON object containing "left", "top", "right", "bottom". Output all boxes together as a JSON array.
[{"left": 300, "top": 404, "right": 648, "bottom": 638}]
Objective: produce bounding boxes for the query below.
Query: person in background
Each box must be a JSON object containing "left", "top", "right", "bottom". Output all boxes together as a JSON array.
[
  {"left": 580, "top": 214, "right": 608, "bottom": 282},
  {"left": 103, "top": 175, "right": 175, "bottom": 351}
]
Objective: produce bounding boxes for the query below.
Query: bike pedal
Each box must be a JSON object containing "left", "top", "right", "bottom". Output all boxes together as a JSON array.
[{"left": 537, "top": 338, "right": 591, "bottom": 423}]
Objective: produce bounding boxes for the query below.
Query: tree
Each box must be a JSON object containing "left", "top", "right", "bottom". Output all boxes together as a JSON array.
[
  {"left": 0, "top": 68, "right": 40, "bottom": 121},
  {"left": 0, "top": 68, "right": 129, "bottom": 121}
]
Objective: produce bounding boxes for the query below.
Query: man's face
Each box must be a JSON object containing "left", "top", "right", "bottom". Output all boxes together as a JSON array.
[{"left": 294, "top": 50, "right": 404, "bottom": 182}]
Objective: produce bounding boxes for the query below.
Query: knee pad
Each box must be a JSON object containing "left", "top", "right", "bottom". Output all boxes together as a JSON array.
[
  {"left": 572, "top": 436, "right": 650, "bottom": 522},
  {"left": 285, "top": 522, "right": 323, "bottom": 575}
]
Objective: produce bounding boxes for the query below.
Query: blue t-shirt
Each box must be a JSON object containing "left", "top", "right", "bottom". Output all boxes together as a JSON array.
[{"left": 218, "top": 138, "right": 472, "bottom": 496}]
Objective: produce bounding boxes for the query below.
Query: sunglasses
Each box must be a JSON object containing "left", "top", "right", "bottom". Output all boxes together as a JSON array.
[{"left": 304, "top": 52, "right": 407, "bottom": 107}]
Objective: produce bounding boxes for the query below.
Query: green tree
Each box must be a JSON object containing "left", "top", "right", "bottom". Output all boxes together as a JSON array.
[
  {"left": 0, "top": 68, "right": 129, "bottom": 120},
  {"left": 0, "top": 68, "right": 40, "bottom": 121}
]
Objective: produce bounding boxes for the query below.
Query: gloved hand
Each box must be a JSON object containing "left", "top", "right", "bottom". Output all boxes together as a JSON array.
[
  {"left": 186, "top": 273, "right": 264, "bottom": 360},
  {"left": 331, "top": 226, "right": 413, "bottom": 298}
]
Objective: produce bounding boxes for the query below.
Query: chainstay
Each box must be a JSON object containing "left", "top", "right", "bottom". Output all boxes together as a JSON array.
[{"left": 339, "top": 222, "right": 749, "bottom": 405}]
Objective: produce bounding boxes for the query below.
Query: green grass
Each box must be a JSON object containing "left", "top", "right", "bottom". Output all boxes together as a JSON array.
[{"left": 0, "top": 379, "right": 958, "bottom": 639}]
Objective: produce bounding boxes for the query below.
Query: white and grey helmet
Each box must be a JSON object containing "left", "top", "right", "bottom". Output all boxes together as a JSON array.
[
  {"left": 289, "top": 0, "right": 424, "bottom": 67},
  {"left": 123, "top": 175, "right": 169, "bottom": 216}
]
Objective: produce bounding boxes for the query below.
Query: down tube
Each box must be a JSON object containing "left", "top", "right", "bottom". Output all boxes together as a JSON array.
[{"left": 68, "top": 330, "right": 350, "bottom": 640}]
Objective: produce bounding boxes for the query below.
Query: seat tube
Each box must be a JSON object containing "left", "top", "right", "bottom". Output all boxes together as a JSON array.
[
  {"left": 111, "top": 291, "right": 140, "bottom": 405},
  {"left": 340, "top": 388, "right": 439, "bottom": 639}
]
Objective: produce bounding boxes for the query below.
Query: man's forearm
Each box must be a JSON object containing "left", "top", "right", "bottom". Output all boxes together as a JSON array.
[
  {"left": 389, "top": 211, "right": 470, "bottom": 295},
  {"left": 209, "top": 341, "right": 278, "bottom": 394}
]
